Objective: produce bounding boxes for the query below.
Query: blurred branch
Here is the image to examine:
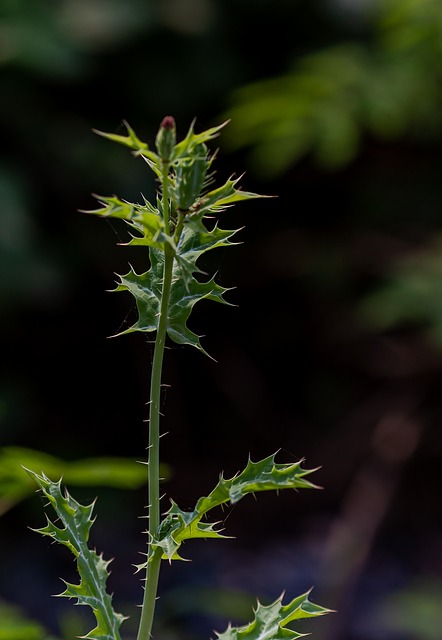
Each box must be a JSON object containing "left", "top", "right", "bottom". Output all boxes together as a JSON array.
[{"left": 316, "top": 389, "right": 424, "bottom": 640}]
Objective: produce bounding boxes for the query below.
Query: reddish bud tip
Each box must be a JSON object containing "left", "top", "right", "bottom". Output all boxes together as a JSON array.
[{"left": 161, "top": 116, "right": 176, "bottom": 130}]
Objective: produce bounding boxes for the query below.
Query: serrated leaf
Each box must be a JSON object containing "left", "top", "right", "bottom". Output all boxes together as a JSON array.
[
  {"left": 93, "top": 121, "right": 159, "bottom": 164},
  {"left": 190, "top": 175, "right": 267, "bottom": 223},
  {"left": 26, "top": 470, "right": 126, "bottom": 640},
  {"left": 173, "top": 120, "right": 229, "bottom": 160},
  {"left": 113, "top": 223, "right": 240, "bottom": 355},
  {"left": 81, "top": 195, "right": 165, "bottom": 249},
  {"left": 175, "top": 222, "right": 240, "bottom": 288},
  {"left": 150, "top": 454, "right": 320, "bottom": 562},
  {"left": 215, "top": 591, "right": 332, "bottom": 640},
  {"left": 150, "top": 507, "right": 228, "bottom": 561}
]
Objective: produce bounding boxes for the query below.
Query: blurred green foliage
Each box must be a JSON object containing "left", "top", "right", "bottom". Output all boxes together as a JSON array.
[
  {"left": 0, "top": 599, "right": 58, "bottom": 640},
  {"left": 0, "top": 446, "right": 169, "bottom": 516},
  {"left": 379, "top": 579, "right": 442, "bottom": 640},
  {"left": 0, "top": 0, "right": 154, "bottom": 75},
  {"left": 223, "top": 0, "right": 442, "bottom": 175},
  {"left": 359, "top": 236, "right": 442, "bottom": 345}
]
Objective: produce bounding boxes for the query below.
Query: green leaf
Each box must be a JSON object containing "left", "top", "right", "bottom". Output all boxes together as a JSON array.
[
  {"left": 150, "top": 454, "right": 320, "bottom": 562},
  {"left": 93, "top": 121, "right": 159, "bottom": 163},
  {"left": 215, "top": 591, "right": 331, "bottom": 640},
  {"left": 199, "top": 454, "right": 320, "bottom": 512},
  {"left": 190, "top": 175, "right": 268, "bottom": 222},
  {"left": 113, "top": 223, "right": 240, "bottom": 356},
  {"left": 26, "top": 470, "right": 126, "bottom": 640},
  {"left": 81, "top": 195, "right": 165, "bottom": 249},
  {"left": 173, "top": 120, "right": 229, "bottom": 160},
  {"left": 174, "top": 222, "right": 240, "bottom": 288},
  {"left": 175, "top": 142, "right": 211, "bottom": 211}
]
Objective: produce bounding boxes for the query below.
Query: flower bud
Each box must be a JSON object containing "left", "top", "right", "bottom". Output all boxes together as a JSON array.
[{"left": 155, "top": 116, "right": 176, "bottom": 161}]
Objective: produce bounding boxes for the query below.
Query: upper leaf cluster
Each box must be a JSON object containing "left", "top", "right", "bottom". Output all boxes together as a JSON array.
[{"left": 83, "top": 119, "right": 265, "bottom": 355}]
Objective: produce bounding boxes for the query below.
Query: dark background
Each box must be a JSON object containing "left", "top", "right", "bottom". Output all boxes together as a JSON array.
[{"left": 2, "top": 1, "right": 442, "bottom": 639}]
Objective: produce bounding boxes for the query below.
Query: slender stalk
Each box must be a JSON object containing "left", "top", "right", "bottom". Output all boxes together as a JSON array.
[{"left": 136, "top": 163, "right": 173, "bottom": 640}]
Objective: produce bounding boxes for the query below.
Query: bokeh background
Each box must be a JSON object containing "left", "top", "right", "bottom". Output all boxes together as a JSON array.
[{"left": 2, "top": 0, "right": 442, "bottom": 639}]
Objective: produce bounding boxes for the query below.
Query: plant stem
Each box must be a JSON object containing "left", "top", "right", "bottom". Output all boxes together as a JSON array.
[{"left": 136, "top": 163, "right": 173, "bottom": 640}]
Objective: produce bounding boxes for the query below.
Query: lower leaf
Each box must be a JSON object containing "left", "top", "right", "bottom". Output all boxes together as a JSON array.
[
  {"left": 26, "top": 469, "right": 126, "bottom": 640},
  {"left": 215, "top": 591, "right": 332, "bottom": 640}
]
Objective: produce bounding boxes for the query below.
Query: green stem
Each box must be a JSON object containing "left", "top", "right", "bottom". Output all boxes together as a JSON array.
[{"left": 136, "top": 164, "right": 173, "bottom": 640}]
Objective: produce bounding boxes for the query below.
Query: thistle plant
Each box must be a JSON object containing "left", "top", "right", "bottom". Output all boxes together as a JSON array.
[{"left": 27, "top": 117, "right": 331, "bottom": 640}]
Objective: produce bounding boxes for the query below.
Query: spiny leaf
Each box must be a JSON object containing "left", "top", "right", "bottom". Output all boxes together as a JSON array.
[
  {"left": 175, "top": 222, "right": 240, "bottom": 290},
  {"left": 93, "top": 120, "right": 159, "bottom": 164},
  {"left": 81, "top": 195, "right": 165, "bottom": 249},
  {"left": 26, "top": 469, "right": 126, "bottom": 640},
  {"left": 150, "top": 454, "right": 320, "bottom": 562},
  {"left": 174, "top": 142, "right": 213, "bottom": 211},
  {"left": 112, "top": 223, "right": 239, "bottom": 355},
  {"left": 173, "top": 119, "right": 229, "bottom": 160},
  {"left": 189, "top": 175, "right": 267, "bottom": 224},
  {"left": 215, "top": 591, "right": 332, "bottom": 640}
]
